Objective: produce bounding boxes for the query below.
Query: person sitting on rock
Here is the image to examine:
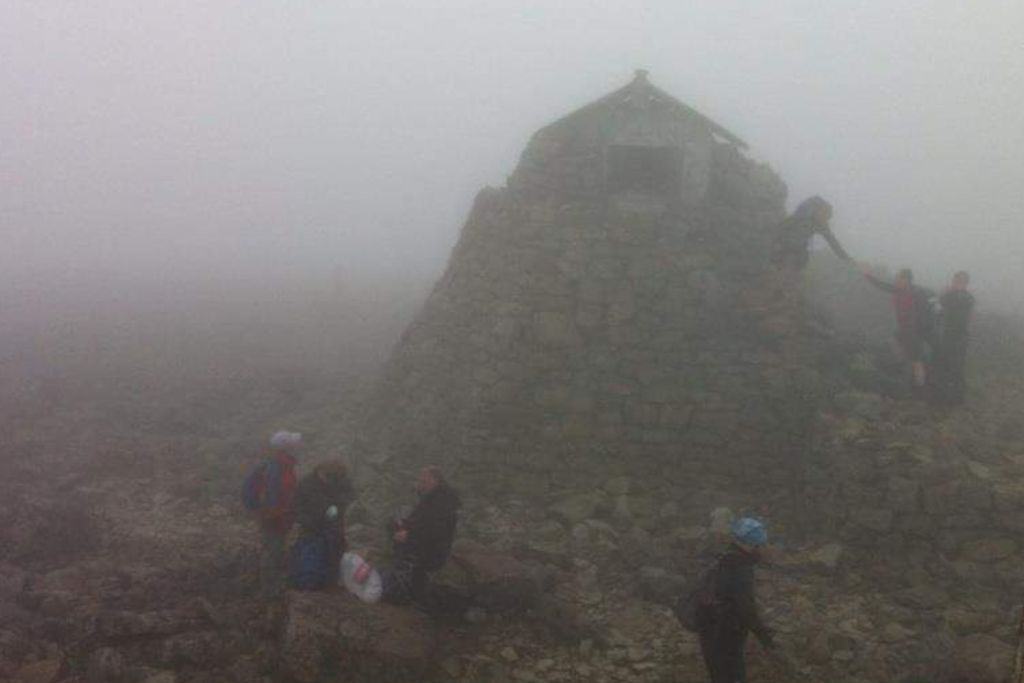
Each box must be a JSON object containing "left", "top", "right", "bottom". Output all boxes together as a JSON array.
[
  {"left": 697, "top": 517, "right": 775, "bottom": 683},
  {"left": 860, "top": 265, "right": 937, "bottom": 396},
  {"left": 382, "top": 466, "right": 461, "bottom": 606},
  {"left": 292, "top": 459, "right": 354, "bottom": 588},
  {"left": 772, "top": 196, "right": 850, "bottom": 270}
]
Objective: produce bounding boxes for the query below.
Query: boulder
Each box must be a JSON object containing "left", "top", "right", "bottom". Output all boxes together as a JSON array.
[
  {"left": 140, "top": 673, "right": 177, "bottom": 683},
  {"left": 549, "top": 493, "right": 606, "bottom": 525},
  {"left": 834, "top": 390, "right": 883, "bottom": 421},
  {"left": 92, "top": 607, "right": 207, "bottom": 641},
  {"left": 780, "top": 543, "right": 844, "bottom": 573},
  {"left": 961, "top": 538, "right": 1017, "bottom": 563},
  {"left": 280, "top": 590, "right": 437, "bottom": 683},
  {"left": 603, "top": 477, "right": 631, "bottom": 496},
  {"left": 447, "top": 540, "right": 555, "bottom": 612},
  {"left": 86, "top": 648, "right": 126, "bottom": 683},
  {"left": 0, "top": 562, "right": 29, "bottom": 597},
  {"left": 636, "top": 567, "right": 686, "bottom": 604},
  {"left": 951, "top": 634, "right": 1014, "bottom": 683},
  {"left": 849, "top": 507, "right": 893, "bottom": 533},
  {"left": 13, "top": 659, "right": 62, "bottom": 683},
  {"left": 570, "top": 519, "right": 619, "bottom": 551},
  {"left": 944, "top": 607, "right": 1002, "bottom": 636}
]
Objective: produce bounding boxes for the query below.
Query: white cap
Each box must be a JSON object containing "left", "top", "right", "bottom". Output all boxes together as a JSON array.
[{"left": 270, "top": 431, "right": 302, "bottom": 450}]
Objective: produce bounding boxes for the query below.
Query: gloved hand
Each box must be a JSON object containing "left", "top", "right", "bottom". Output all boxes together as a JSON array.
[{"left": 325, "top": 505, "right": 339, "bottom": 521}]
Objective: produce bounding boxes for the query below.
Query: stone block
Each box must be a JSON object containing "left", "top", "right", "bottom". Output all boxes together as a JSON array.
[
  {"left": 448, "top": 540, "right": 554, "bottom": 612},
  {"left": 281, "top": 591, "right": 437, "bottom": 683}
]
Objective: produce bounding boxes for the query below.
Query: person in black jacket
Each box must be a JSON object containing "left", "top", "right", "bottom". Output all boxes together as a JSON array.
[
  {"left": 934, "top": 271, "right": 975, "bottom": 405},
  {"left": 698, "top": 518, "right": 774, "bottom": 683},
  {"left": 382, "top": 466, "right": 461, "bottom": 605},
  {"left": 293, "top": 459, "right": 353, "bottom": 587},
  {"left": 772, "top": 196, "right": 850, "bottom": 270}
]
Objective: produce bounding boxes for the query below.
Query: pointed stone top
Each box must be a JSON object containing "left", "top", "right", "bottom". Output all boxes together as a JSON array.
[{"left": 546, "top": 70, "right": 747, "bottom": 149}]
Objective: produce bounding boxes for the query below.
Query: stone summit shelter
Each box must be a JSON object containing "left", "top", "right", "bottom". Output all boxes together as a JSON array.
[{"left": 359, "top": 71, "right": 822, "bottom": 511}]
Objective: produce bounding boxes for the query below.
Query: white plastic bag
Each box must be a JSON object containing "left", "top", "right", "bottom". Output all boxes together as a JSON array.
[{"left": 340, "top": 551, "right": 383, "bottom": 603}]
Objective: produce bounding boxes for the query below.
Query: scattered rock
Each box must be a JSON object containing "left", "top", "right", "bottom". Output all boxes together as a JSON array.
[
  {"left": 603, "top": 477, "right": 631, "bottom": 496},
  {"left": 549, "top": 493, "right": 606, "bottom": 525},
  {"left": 879, "top": 622, "right": 915, "bottom": 643},
  {"left": 13, "top": 659, "right": 62, "bottom": 683},
  {"left": 805, "top": 543, "right": 844, "bottom": 572},
  {"left": 636, "top": 567, "right": 686, "bottom": 604},
  {"left": 944, "top": 607, "right": 1001, "bottom": 636},
  {"left": 141, "top": 673, "right": 177, "bottom": 683},
  {"left": 951, "top": 633, "right": 1014, "bottom": 683},
  {"left": 961, "top": 538, "right": 1017, "bottom": 563},
  {"left": 834, "top": 390, "right": 883, "bottom": 420},
  {"left": 86, "top": 647, "right": 126, "bottom": 683}
]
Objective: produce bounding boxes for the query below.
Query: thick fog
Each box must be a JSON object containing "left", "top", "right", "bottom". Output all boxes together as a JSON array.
[{"left": 4, "top": 1, "right": 1023, "bottom": 312}]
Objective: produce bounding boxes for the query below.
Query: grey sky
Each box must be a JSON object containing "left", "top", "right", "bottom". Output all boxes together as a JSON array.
[{"left": 3, "top": 1, "right": 1023, "bottom": 307}]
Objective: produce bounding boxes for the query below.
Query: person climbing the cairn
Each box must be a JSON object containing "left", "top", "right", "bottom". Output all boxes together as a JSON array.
[{"left": 772, "top": 196, "right": 851, "bottom": 270}]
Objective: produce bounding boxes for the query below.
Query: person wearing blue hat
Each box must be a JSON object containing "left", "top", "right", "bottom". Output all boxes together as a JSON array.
[{"left": 697, "top": 517, "right": 775, "bottom": 683}]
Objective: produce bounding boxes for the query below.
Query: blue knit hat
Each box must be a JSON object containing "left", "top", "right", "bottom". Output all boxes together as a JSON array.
[{"left": 731, "top": 517, "right": 768, "bottom": 547}]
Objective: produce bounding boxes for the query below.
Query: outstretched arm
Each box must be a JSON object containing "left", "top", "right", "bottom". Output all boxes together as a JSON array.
[
  {"left": 860, "top": 268, "right": 896, "bottom": 294},
  {"left": 819, "top": 226, "right": 851, "bottom": 261}
]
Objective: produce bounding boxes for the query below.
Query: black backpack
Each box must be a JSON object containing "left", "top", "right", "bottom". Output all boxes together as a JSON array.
[
  {"left": 672, "top": 561, "right": 720, "bottom": 632},
  {"left": 913, "top": 289, "right": 937, "bottom": 339}
]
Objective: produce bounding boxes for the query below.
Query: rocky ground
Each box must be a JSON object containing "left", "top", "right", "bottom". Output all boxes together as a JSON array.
[{"left": 2, "top": 305, "right": 1024, "bottom": 683}]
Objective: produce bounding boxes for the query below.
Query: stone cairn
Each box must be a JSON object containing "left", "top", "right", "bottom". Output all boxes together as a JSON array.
[{"left": 358, "top": 71, "right": 824, "bottom": 519}]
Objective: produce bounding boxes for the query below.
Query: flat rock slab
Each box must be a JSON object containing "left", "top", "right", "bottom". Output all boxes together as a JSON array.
[
  {"left": 281, "top": 590, "right": 437, "bottom": 683},
  {"left": 448, "top": 540, "right": 554, "bottom": 612}
]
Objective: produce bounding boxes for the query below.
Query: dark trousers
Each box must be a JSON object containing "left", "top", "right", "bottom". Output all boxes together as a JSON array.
[
  {"left": 699, "top": 627, "right": 748, "bottom": 683},
  {"left": 382, "top": 542, "right": 428, "bottom": 604},
  {"left": 934, "top": 340, "right": 968, "bottom": 405}
]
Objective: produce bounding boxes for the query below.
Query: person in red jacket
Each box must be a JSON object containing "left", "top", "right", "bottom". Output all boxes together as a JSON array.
[
  {"left": 254, "top": 431, "right": 300, "bottom": 599},
  {"left": 860, "top": 266, "right": 936, "bottom": 395}
]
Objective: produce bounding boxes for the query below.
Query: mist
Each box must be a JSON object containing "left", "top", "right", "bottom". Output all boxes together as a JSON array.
[{"left": 4, "top": 1, "right": 1022, "bottom": 316}]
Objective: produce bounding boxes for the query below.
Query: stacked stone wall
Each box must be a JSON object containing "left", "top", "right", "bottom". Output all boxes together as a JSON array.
[{"left": 360, "top": 137, "right": 824, "bottom": 516}]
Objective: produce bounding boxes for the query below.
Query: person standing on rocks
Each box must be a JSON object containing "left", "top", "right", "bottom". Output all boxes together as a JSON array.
[
  {"left": 697, "top": 517, "right": 775, "bottom": 683},
  {"left": 382, "top": 466, "right": 461, "bottom": 606},
  {"left": 860, "top": 265, "right": 937, "bottom": 396},
  {"left": 242, "top": 431, "right": 301, "bottom": 599},
  {"left": 934, "top": 271, "right": 975, "bottom": 405},
  {"left": 293, "top": 459, "right": 354, "bottom": 588},
  {"left": 772, "top": 196, "right": 851, "bottom": 270}
]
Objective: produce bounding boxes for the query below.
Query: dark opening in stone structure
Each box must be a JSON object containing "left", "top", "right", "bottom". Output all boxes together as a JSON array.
[{"left": 607, "top": 145, "right": 684, "bottom": 197}]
